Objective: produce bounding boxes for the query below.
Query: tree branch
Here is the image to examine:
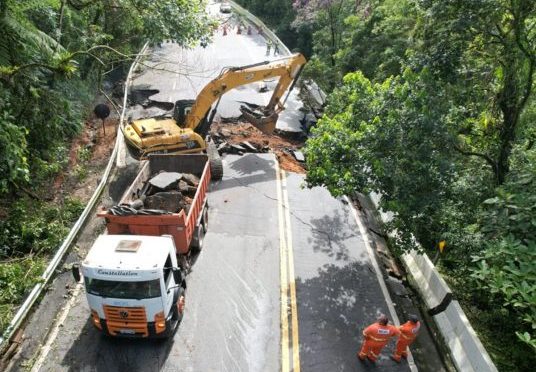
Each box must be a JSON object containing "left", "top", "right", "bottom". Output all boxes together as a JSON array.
[
  {"left": 453, "top": 144, "right": 499, "bottom": 178},
  {"left": 10, "top": 181, "right": 41, "bottom": 200}
]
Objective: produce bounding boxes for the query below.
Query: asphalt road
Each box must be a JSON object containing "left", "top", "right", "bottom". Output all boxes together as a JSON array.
[
  {"left": 28, "top": 154, "right": 412, "bottom": 372},
  {"left": 5, "top": 3, "right": 435, "bottom": 371},
  {"left": 126, "top": 2, "right": 305, "bottom": 133}
]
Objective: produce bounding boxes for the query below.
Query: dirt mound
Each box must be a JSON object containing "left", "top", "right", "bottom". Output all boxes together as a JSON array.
[{"left": 210, "top": 121, "right": 306, "bottom": 174}]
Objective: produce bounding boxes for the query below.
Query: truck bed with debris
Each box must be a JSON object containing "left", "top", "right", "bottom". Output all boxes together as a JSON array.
[{"left": 98, "top": 154, "right": 210, "bottom": 257}]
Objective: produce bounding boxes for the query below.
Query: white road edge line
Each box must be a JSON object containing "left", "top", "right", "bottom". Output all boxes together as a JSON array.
[
  {"left": 275, "top": 162, "right": 290, "bottom": 372},
  {"left": 344, "top": 196, "right": 418, "bottom": 372},
  {"left": 30, "top": 282, "right": 84, "bottom": 372}
]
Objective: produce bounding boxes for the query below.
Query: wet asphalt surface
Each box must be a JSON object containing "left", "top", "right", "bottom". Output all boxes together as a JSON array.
[
  {"left": 30, "top": 154, "right": 410, "bottom": 372},
  {"left": 5, "top": 3, "right": 436, "bottom": 371}
]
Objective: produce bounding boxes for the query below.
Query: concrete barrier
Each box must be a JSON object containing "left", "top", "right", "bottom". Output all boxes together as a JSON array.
[
  {"left": 368, "top": 195, "right": 498, "bottom": 371},
  {"left": 402, "top": 251, "right": 452, "bottom": 314},
  {"left": 434, "top": 301, "right": 498, "bottom": 372}
]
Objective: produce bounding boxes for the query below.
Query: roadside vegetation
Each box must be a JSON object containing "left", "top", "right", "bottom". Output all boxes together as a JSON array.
[
  {"left": 238, "top": 0, "right": 536, "bottom": 370},
  {"left": 0, "top": 0, "right": 215, "bottom": 335}
]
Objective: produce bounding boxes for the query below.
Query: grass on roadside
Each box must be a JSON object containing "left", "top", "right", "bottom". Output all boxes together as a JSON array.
[{"left": 0, "top": 197, "right": 84, "bottom": 335}]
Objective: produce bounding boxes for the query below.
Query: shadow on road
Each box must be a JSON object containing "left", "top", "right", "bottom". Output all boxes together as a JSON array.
[
  {"left": 296, "top": 262, "right": 411, "bottom": 372},
  {"left": 304, "top": 209, "right": 359, "bottom": 262},
  {"left": 212, "top": 154, "right": 276, "bottom": 192},
  {"left": 60, "top": 319, "right": 175, "bottom": 372}
]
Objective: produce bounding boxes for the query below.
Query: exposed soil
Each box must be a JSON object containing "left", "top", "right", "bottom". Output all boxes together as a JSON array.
[
  {"left": 211, "top": 121, "right": 307, "bottom": 173},
  {"left": 52, "top": 107, "right": 119, "bottom": 204}
]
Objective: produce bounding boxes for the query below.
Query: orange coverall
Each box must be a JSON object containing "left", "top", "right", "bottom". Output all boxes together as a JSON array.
[
  {"left": 358, "top": 322, "right": 400, "bottom": 362},
  {"left": 393, "top": 321, "right": 421, "bottom": 361}
]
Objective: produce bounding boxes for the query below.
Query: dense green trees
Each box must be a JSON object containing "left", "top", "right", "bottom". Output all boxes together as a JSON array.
[
  {"left": 0, "top": 0, "right": 213, "bottom": 334},
  {"left": 240, "top": 0, "right": 536, "bottom": 368},
  {"left": 0, "top": 0, "right": 214, "bottom": 196}
]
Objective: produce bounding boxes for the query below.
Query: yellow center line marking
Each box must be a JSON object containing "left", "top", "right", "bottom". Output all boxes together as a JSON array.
[
  {"left": 276, "top": 162, "right": 290, "bottom": 372},
  {"left": 281, "top": 170, "right": 301, "bottom": 372}
]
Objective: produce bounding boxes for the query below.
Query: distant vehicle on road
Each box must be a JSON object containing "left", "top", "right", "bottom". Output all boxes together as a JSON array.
[{"left": 220, "top": 2, "right": 231, "bottom": 13}]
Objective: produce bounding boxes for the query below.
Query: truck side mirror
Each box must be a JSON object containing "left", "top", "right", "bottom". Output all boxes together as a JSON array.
[
  {"left": 172, "top": 267, "right": 182, "bottom": 284},
  {"left": 72, "top": 264, "right": 81, "bottom": 283}
]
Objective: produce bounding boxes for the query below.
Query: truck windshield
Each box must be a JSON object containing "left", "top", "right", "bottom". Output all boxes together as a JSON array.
[{"left": 85, "top": 278, "right": 161, "bottom": 299}]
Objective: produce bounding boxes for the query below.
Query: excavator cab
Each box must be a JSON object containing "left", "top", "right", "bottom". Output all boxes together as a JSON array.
[
  {"left": 174, "top": 99, "right": 213, "bottom": 137},
  {"left": 174, "top": 100, "right": 195, "bottom": 127}
]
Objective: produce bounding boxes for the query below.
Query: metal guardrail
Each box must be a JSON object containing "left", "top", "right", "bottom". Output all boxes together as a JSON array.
[
  {"left": 0, "top": 42, "right": 149, "bottom": 353},
  {"left": 228, "top": 1, "right": 291, "bottom": 56}
]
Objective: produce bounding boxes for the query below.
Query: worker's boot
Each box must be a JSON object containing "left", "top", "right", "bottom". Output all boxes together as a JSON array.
[{"left": 391, "top": 355, "right": 401, "bottom": 363}]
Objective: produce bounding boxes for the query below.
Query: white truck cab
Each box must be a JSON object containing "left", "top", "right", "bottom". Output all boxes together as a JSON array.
[{"left": 74, "top": 235, "right": 186, "bottom": 338}]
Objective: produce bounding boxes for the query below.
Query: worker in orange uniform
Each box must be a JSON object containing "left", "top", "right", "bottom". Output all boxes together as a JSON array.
[
  {"left": 392, "top": 314, "right": 420, "bottom": 362},
  {"left": 358, "top": 314, "right": 400, "bottom": 362}
]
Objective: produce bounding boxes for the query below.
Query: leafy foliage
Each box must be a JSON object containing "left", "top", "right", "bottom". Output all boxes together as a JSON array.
[
  {"left": 0, "top": 197, "right": 84, "bottom": 333},
  {"left": 306, "top": 69, "right": 455, "bottom": 250},
  {"left": 0, "top": 0, "right": 213, "bottom": 335},
  {"left": 471, "top": 151, "right": 536, "bottom": 350},
  {"left": 233, "top": 0, "right": 536, "bottom": 368},
  {"left": 0, "top": 0, "right": 214, "bottom": 197}
]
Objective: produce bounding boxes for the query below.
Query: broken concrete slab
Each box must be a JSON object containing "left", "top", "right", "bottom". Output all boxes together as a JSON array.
[
  {"left": 292, "top": 150, "right": 305, "bottom": 162},
  {"left": 149, "top": 172, "right": 183, "bottom": 190},
  {"left": 241, "top": 141, "right": 258, "bottom": 152},
  {"left": 230, "top": 143, "right": 246, "bottom": 154},
  {"left": 182, "top": 173, "right": 200, "bottom": 186},
  {"left": 178, "top": 180, "right": 189, "bottom": 193}
]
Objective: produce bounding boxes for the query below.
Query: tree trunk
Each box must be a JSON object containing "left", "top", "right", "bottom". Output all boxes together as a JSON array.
[{"left": 496, "top": 107, "right": 519, "bottom": 184}]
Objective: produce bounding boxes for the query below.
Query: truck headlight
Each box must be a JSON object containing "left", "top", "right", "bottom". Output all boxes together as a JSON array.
[
  {"left": 91, "top": 310, "right": 102, "bottom": 330},
  {"left": 155, "top": 311, "right": 166, "bottom": 334}
]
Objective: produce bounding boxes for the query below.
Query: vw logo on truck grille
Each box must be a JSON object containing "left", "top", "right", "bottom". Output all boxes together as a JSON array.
[{"left": 120, "top": 310, "right": 129, "bottom": 319}]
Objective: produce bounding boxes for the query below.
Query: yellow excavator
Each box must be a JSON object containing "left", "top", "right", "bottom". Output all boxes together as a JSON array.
[{"left": 123, "top": 53, "right": 307, "bottom": 179}]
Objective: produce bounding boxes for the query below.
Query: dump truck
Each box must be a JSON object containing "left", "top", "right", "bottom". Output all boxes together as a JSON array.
[
  {"left": 72, "top": 154, "right": 210, "bottom": 338},
  {"left": 98, "top": 154, "right": 210, "bottom": 264}
]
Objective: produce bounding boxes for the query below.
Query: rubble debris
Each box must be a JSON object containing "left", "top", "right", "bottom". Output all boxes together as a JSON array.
[
  {"left": 145, "top": 191, "right": 183, "bottom": 212},
  {"left": 217, "top": 142, "right": 230, "bottom": 154},
  {"left": 300, "top": 112, "right": 318, "bottom": 134},
  {"left": 108, "top": 171, "right": 201, "bottom": 216},
  {"left": 149, "top": 172, "right": 182, "bottom": 190},
  {"left": 292, "top": 150, "right": 305, "bottom": 162},
  {"left": 210, "top": 121, "right": 307, "bottom": 173},
  {"left": 229, "top": 143, "right": 246, "bottom": 154},
  {"left": 241, "top": 141, "right": 259, "bottom": 152},
  {"left": 182, "top": 173, "right": 200, "bottom": 186},
  {"left": 129, "top": 89, "right": 159, "bottom": 106},
  {"left": 129, "top": 198, "right": 144, "bottom": 210},
  {"left": 178, "top": 180, "right": 189, "bottom": 193}
]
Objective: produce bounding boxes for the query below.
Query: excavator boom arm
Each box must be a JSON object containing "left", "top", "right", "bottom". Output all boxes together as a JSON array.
[{"left": 184, "top": 53, "right": 306, "bottom": 129}]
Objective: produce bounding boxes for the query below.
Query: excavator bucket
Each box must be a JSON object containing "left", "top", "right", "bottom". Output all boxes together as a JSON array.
[{"left": 239, "top": 104, "right": 279, "bottom": 135}]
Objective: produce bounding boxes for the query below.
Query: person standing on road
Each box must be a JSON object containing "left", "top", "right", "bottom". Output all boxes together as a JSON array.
[
  {"left": 266, "top": 39, "right": 272, "bottom": 56},
  {"left": 392, "top": 314, "right": 420, "bottom": 362},
  {"left": 273, "top": 43, "right": 279, "bottom": 56},
  {"left": 358, "top": 314, "right": 400, "bottom": 363}
]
